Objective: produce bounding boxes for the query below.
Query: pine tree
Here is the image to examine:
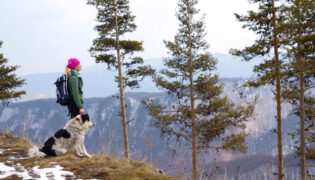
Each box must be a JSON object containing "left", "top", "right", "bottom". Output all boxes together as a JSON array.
[
  {"left": 0, "top": 41, "right": 25, "bottom": 106},
  {"left": 230, "top": 0, "right": 286, "bottom": 179},
  {"left": 142, "top": 0, "right": 255, "bottom": 179},
  {"left": 280, "top": 0, "right": 315, "bottom": 179},
  {"left": 88, "top": 0, "right": 155, "bottom": 159}
]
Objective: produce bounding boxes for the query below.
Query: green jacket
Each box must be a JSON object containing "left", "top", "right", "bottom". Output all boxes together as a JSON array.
[{"left": 68, "top": 71, "right": 84, "bottom": 109}]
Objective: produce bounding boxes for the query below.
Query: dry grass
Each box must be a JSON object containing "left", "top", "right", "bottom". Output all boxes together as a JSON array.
[{"left": 0, "top": 132, "right": 175, "bottom": 180}]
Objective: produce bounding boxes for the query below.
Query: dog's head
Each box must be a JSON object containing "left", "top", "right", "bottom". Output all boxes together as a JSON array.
[{"left": 74, "top": 114, "right": 94, "bottom": 129}]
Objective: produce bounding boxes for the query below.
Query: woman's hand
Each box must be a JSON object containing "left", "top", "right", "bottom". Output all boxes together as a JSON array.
[{"left": 79, "top": 109, "right": 85, "bottom": 115}]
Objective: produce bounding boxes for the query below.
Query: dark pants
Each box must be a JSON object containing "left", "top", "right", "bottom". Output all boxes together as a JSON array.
[{"left": 67, "top": 100, "right": 80, "bottom": 119}]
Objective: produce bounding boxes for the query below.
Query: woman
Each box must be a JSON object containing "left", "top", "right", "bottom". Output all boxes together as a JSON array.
[{"left": 65, "top": 58, "right": 84, "bottom": 118}]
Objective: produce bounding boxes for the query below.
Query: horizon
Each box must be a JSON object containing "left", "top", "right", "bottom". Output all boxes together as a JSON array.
[{"left": 20, "top": 53, "right": 261, "bottom": 77}]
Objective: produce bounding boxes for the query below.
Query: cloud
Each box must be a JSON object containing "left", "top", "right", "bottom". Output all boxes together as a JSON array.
[{"left": 18, "top": 93, "right": 49, "bottom": 102}]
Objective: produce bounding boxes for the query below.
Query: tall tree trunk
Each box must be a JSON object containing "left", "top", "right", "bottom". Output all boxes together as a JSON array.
[
  {"left": 299, "top": 57, "right": 306, "bottom": 180},
  {"left": 187, "top": 11, "right": 198, "bottom": 180},
  {"left": 114, "top": 0, "right": 130, "bottom": 159},
  {"left": 272, "top": 0, "right": 283, "bottom": 179},
  {"left": 297, "top": 1, "right": 306, "bottom": 178}
]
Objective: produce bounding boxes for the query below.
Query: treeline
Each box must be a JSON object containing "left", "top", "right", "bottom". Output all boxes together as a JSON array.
[{"left": 0, "top": 0, "right": 314, "bottom": 180}]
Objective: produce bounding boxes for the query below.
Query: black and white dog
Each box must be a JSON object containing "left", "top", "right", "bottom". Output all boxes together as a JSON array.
[{"left": 28, "top": 114, "right": 94, "bottom": 158}]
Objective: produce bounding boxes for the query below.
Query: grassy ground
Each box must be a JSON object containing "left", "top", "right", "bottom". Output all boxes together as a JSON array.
[{"left": 0, "top": 132, "right": 175, "bottom": 180}]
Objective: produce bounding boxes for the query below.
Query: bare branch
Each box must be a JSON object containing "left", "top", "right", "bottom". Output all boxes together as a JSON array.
[
  {"left": 306, "top": 86, "right": 315, "bottom": 91},
  {"left": 194, "top": 96, "right": 206, "bottom": 100},
  {"left": 163, "top": 126, "right": 192, "bottom": 143},
  {"left": 166, "top": 90, "right": 190, "bottom": 98},
  {"left": 306, "top": 164, "right": 315, "bottom": 167},
  {"left": 305, "top": 105, "right": 315, "bottom": 109},
  {"left": 193, "top": 70, "right": 202, "bottom": 76},
  {"left": 197, "top": 144, "right": 225, "bottom": 149},
  {"left": 126, "top": 119, "right": 135, "bottom": 124}
]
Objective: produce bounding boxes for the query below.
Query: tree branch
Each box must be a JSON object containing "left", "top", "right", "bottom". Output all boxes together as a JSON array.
[
  {"left": 196, "top": 124, "right": 234, "bottom": 134},
  {"left": 306, "top": 86, "right": 315, "bottom": 91},
  {"left": 197, "top": 144, "right": 225, "bottom": 150},
  {"left": 305, "top": 105, "right": 315, "bottom": 109},
  {"left": 163, "top": 126, "right": 192, "bottom": 143},
  {"left": 162, "top": 110, "right": 178, "bottom": 113},
  {"left": 196, "top": 120, "right": 240, "bottom": 134},
  {"left": 193, "top": 70, "right": 202, "bottom": 76}
]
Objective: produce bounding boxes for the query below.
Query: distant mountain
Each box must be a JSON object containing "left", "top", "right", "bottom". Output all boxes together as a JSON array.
[
  {"left": 1, "top": 78, "right": 308, "bottom": 179},
  {"left": 214, "top": 53, "right": 262, "bottom": 78},
  {"left": 18, "top": 53, "right": 262, "bottom": 102}
]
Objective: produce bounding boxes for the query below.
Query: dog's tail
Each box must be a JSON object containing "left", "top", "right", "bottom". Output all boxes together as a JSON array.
[{"left": 28, "top": 146, "right": 46, "bottom": 158}]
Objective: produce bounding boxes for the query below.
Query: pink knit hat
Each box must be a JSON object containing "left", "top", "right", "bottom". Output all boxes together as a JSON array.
[{"left": 67, "top": 58, "right": 80, "bottom": 69}]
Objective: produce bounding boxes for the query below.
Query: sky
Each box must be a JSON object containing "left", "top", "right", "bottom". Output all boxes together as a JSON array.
[{"left": 0, "top": 0, "right": 257, "bottom": 76}]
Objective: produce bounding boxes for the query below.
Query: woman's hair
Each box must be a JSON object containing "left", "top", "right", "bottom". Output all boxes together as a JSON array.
[{"left": 65, "top": 66, "right": 71, "bottom": 78}]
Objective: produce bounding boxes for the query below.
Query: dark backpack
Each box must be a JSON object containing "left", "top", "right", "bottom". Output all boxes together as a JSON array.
[{"left": 54, "top": 74, "right": 71, "bottom": 106}]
